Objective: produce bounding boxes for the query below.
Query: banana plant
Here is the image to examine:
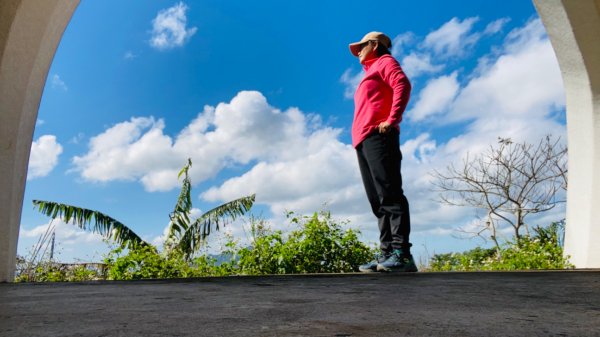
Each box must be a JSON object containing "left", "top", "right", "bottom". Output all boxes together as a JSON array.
[
  {"left": 33, "top": 159, "right": 255, "bottom": 259},
  {"left": 31, "top": 200, "right": 151, "bottom": 250}
]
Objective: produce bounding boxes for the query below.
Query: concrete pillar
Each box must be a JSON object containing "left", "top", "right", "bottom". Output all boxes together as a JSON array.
[
  {"left": 0, "top": 0, "right": 79, "bottom": 282},
  {"left": 533, "top": 0, "right": 600, "bottom": 268}
]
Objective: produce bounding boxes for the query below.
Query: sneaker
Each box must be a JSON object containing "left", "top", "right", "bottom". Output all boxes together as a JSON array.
[
  {"left": 377, "top": 250, "right": 418, "bottom": 272},
  {"left": 358, "top": 252, "right": 390, "bottom": 272}
]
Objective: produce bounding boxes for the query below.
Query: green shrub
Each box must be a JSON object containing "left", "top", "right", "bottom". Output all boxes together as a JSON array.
[
  {"left": 104, "top": 246, "right": 191, "bottom": 280},
  {"left": 428, "top": 221, "right": 573, "bottom": 271},
  {"left": 15, "top": 260, "right": 104, "bottom": 282},
  {"left": 237, "top": 211, "right": 373, "bottom": 274},
  {"left": 428, "top": 247, "right": 496, "bottom": 271},
  {"left": 103, "top": 245, "right": 240, "bottom": 280}
]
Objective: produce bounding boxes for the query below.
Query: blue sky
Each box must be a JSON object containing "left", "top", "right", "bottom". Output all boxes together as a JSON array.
[{"left": 19, "top": 0, "right": 567, "bottom": 264}]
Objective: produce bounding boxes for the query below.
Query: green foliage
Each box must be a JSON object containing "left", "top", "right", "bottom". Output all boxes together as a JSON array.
[
  {"left": 32, "top": 200, "right": 151, "bottom": 250},
  {"left": 15, "top": 260, "right": 105, "bottom": 282},
  {"left": 428, "top": 247, "right": 496, "bottom": 272},
  {"left": 103, "top": 211, "right": 373, "bottom": 279},
  {"left": 166, "top": 159, "right": 256, "bottom": 259},
  {"left": 104, "top": 246, "right": 188, "bottom": 280},
  {"left": 485, "top": 222, "right": 572, "bottom": 270},
  {"left": 428, "top": 221, "right": 573, "bottom": 271},
  {"left": 237, "top": 212, "right": 373, "bottom": 274},
  {"left": 102, "top": 245, "right": 239, "bottom": 280},
  {"left": 174, "top": 194, "right": 256, "bottom": 259}
]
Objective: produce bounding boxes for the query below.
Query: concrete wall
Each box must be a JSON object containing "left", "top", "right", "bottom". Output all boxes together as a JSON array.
[
  {"left": 534, "top": 0, "right": 600, "bottom": 268},
  {"left": 0, "top": 0, "right": 79, "bottom": 282}
]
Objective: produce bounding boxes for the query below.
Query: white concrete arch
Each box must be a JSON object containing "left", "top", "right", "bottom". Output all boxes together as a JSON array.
[
  {"left": 0, "top": 0, "right": 598, "bottom": 281},
  {"left": 534, "top": 0, "right": 600, "bottom": 268},
  {"left": 0, "top": 0, "right": 79, "bottom": 282}
]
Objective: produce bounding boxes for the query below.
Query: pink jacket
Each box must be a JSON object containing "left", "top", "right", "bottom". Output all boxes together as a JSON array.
[{"left": 352, "top": 54, "right": 411, "bottom": 148}]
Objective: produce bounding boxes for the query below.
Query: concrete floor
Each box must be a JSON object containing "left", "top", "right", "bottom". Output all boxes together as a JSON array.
[{"left": 1, "top": 271, "right": 599, "bottom": 337}]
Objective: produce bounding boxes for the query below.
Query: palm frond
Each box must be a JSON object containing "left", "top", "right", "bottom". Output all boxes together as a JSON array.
[
  {"left": 176, "top": 194, "right": 256, "bottom": 257},
  {"left": 166, "top": 159, "right": 193, "bottom": 243},
  {"left": 32, "top": 200, "right": 151, "bottom": 250}
]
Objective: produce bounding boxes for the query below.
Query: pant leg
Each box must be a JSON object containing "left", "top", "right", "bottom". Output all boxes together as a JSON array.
[
  {"left": 357, "top": 141, "right": 392, "bottom": 252},
  {"left": 358, "top": 130, "right": 411, "bottom": 252}
]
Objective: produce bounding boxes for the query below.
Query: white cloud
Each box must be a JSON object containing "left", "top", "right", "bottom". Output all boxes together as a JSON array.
[
  {"left": 72, "top": 91, "right": 351, "bottom": 195},
  {"left": 19, "top": 219, "right": 108, "bottom": 262},
  {"left": 202, "top": 139, "right": 363, "bottom": 217},
  {"left": 400, "top": 52, "right": 444, "bottom": 79},
  {"left": 407, "top": 71, "right": 459, "bottom": 122},
  {"left": 401, "top": 133, "right": 437, "bottom": 164},
  {"left": 391, "top": 32, "right": 414, "bottom": 58},
  {"left": 447, "top": 19, "right": 564, "bottom": 123},
  {"left": 340, "top": 16, "right": 494, "bottom": 96},
  {"left": 28, "top": 135, "right": 63, "bottom": 180},
  {"left": 423, "top": 17, "right": 480, "bottom": 58},
  {"left": 20, "top": 219, "right": 102, "bottom": 244},
  {"left": 72, "top": 117, "right": 177, "bottom": 188},
  {"left": 51, "top": 74, "right": 68, "bottom": 91},
  {"left": 69, "top": 132, "right": 85, "bottom": 144},
  {"left": 124, "top": 51, "right": 137, "bottom": 60},
  {"left": 395, "top": 18, "right": 567, "bottom": 239},
  {"left": 150, "top": 2, "right": 197, "bottom": 50},
  {"left": 340, "top": 68, "right": 363, "bottom": 99},
  {"left": 483, "top": 17, "right": 511, "bottom": 35}
]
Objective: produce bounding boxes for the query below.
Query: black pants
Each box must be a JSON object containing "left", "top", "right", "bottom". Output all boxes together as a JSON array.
[{"left": 356, "top": 129, "right": 411, "bottom": 253}]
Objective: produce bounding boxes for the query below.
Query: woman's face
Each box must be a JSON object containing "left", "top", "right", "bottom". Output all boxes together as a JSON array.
[{"left": 358, "top": 40, "right": 377, "bottom": 64}]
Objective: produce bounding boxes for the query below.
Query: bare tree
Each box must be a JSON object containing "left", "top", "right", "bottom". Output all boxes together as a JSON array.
[{"left": 431, "top": 136, "right": 567, "bottom": 249}]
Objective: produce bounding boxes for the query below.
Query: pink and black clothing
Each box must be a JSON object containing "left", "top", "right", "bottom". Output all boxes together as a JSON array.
[{"left": 353, "top": 54, "right": 412, "bottom": 254}]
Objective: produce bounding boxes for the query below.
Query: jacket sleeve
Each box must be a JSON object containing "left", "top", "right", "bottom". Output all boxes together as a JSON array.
[{"left": 378, "top": 56, "right": 411, "bottom": 126}]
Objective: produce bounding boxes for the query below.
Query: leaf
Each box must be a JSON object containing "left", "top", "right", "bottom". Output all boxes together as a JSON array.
[
  {"left": 176, "top": 194, "right": 256, "bottom": 258},
  {"left": 32, "top": 200, "right": 151, "bottom": 250},
  {"left": 166, "top": 158, "right": 194, "bottom": 242}
]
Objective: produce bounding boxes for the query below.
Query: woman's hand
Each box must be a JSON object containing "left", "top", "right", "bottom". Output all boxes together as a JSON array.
[{"left": 378, "top": 121, "right": 391, "bottom": 133}]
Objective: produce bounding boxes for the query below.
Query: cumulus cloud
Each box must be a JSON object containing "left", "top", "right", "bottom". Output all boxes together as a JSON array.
[
  {"left": 72, "top": 91, "right": 354, "bottom": 197},
  {"left": 407, "top": 71, "right": 459, "bottom": 122},
  {"left": 28, "top": 135, "right": 63, "bottom": 180},
  {"left": 400, "top": 52, "right": 445, "bottom": 79},
  {"left": 391, "top": 32, "right": 414, "bottom": 58},
  {"left": 202, "top": 139, "right": 362, "bottom": 216},
  {"left": 396, "top": 18, "right": 567, "bottom": 236},
  {"left": 51, "top": 74, "right": 68, "bottom": 91},
  {"left": 20, "top": 219, "right": 102, "bottom": 244},
  {"left": 340, "top": 69, "right": 363, "bottom": 99},
  {"left": 341, "top": 16, "right": 495, "bottom": 96},
  {"left": 483, "top": 17, "right": 511, "bottom": 35},
  {"left": 423, "top": 17, "right": 480, "bottom": 58},
  {"left": 447, "top": 19, "right": 564, "bottom": 123},
  {"left": 19, "top": 219, "right": 109, "bottom": 262},
  {"left": 150, "top": 2, "right": 197, "bottom": 50},
  {"left": 72, "top": 117, "right": 177, "bottom": 189},
  {"left": 124, "top": 51, "right": 137, "bottom": 60}
]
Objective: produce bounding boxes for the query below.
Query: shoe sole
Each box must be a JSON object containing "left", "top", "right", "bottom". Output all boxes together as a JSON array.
[
  {"left": 376, "top": 264, "right": 418, "bottom": 272},
  {"left": 358, "top": 267, "right": 378, "bottom": 273}
]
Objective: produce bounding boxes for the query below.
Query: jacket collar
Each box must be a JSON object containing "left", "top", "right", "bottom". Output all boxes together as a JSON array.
[{"left": 362, "top": 57, "right": 379, "bottom": 71}]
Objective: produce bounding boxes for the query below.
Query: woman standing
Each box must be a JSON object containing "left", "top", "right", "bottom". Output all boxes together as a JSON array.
[{"left": 349, "top": 32, "right": 416, "bottom": 272}]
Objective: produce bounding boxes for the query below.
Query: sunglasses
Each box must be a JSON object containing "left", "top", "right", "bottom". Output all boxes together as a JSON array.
[{"left": 359, "top": 40, "right": 377, "bottom": 51}]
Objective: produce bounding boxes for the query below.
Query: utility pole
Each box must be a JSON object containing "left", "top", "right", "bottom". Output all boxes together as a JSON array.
[{"left": 50, "top": 231, "right": 55, "bottom": 261}]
